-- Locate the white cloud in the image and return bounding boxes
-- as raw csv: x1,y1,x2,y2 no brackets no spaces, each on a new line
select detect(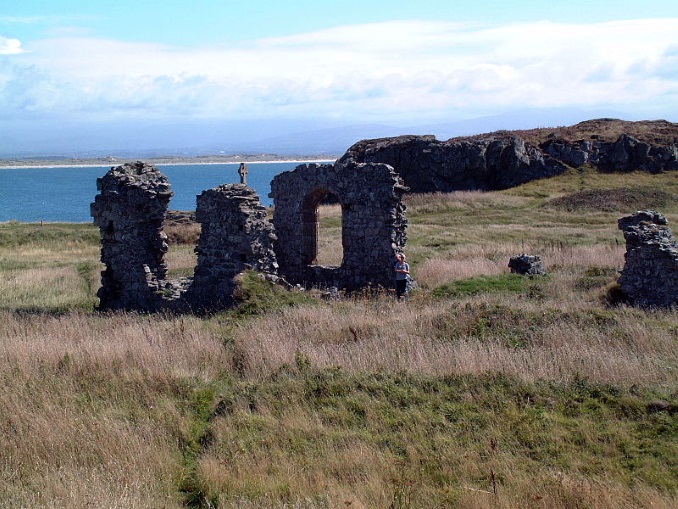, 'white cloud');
3,18,678,123
0,36,23,54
